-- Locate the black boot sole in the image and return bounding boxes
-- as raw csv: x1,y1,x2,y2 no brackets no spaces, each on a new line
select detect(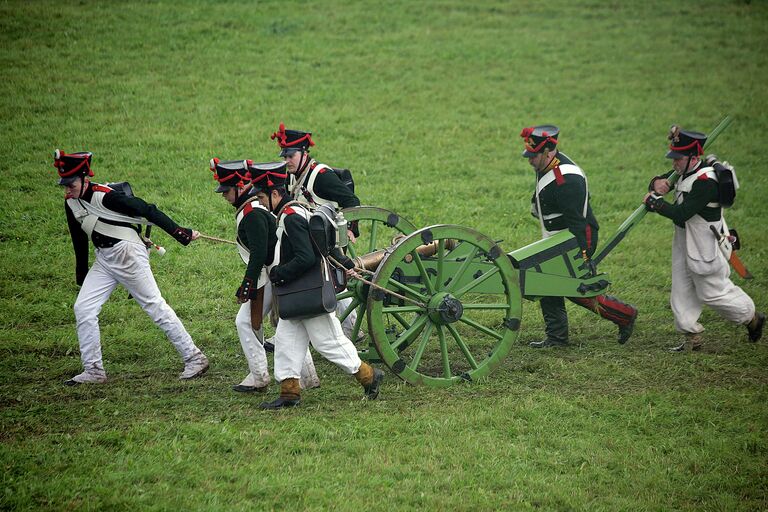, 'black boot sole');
259,398,301,410
748,313,765,342
233,385,268,393
364,369,385,400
